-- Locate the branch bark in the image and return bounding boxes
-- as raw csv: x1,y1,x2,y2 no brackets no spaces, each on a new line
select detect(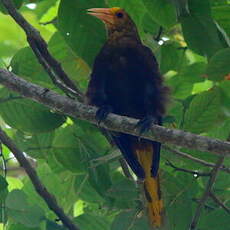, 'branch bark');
0,127,79,230
0,68,230,157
